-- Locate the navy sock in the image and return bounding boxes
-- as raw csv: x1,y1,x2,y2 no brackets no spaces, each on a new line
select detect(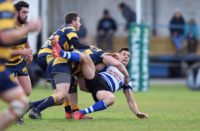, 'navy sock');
31,98,47,108
60,50,81,62
80,100,107,115
35,96,55,113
